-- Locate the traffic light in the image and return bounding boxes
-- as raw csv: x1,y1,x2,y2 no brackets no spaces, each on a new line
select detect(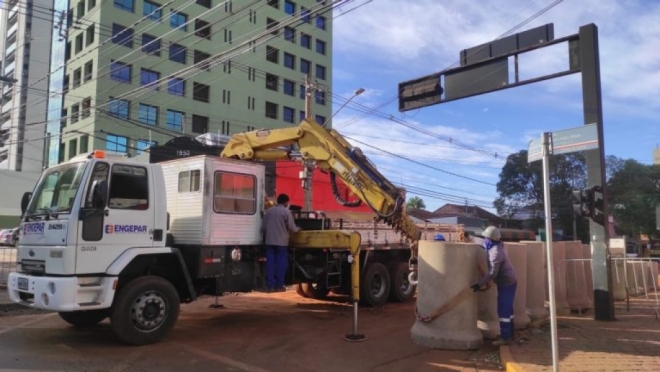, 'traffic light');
571,186,604,225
